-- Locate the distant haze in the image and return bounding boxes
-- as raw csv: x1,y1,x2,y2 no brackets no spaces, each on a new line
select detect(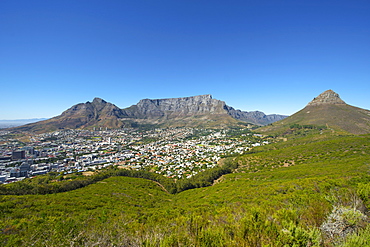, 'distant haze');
0,118,47,128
